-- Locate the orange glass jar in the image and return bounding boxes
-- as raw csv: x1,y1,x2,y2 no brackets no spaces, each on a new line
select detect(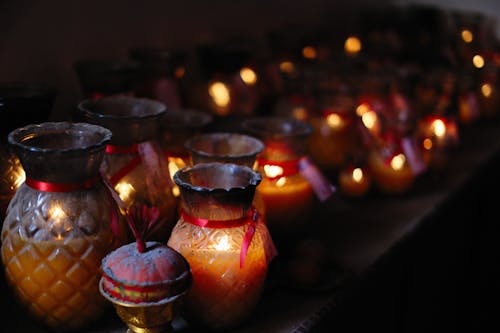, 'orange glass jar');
1,122,122,331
